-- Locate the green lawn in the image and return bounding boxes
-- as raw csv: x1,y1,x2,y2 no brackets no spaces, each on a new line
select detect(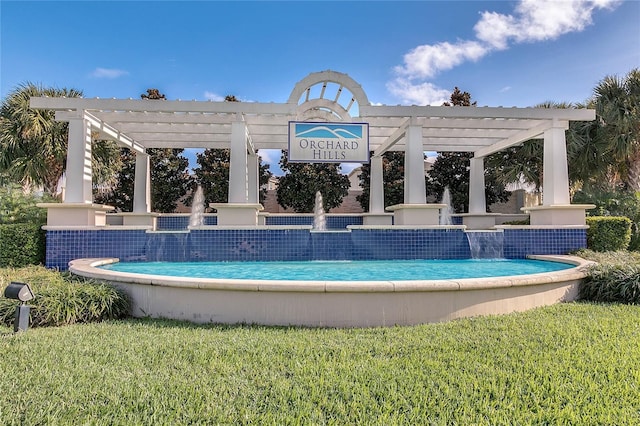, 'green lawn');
1,303,639,425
